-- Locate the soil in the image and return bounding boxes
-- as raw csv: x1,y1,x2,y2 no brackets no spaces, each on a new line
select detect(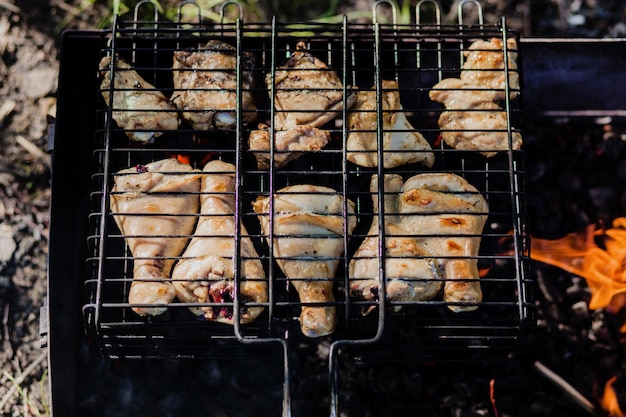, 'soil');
1,0,65,414
1,0,625,416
